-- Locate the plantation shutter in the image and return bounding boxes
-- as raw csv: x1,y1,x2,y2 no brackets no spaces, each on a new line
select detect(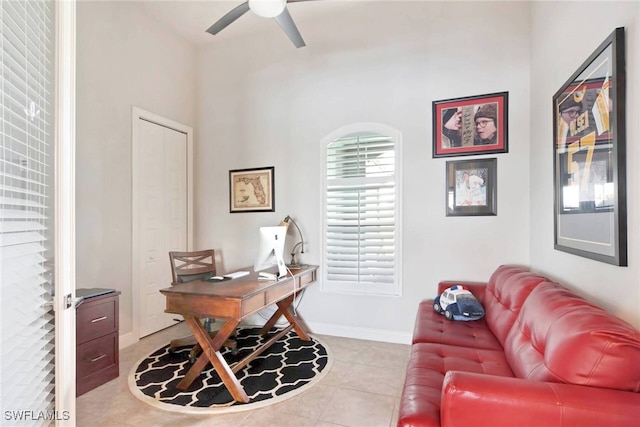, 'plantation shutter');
324,132,398,295
1,0,56,422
